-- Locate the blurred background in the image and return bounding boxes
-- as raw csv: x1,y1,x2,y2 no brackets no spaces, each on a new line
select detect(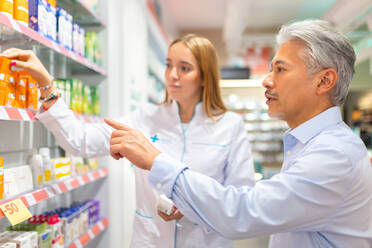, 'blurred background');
0,0,371,247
